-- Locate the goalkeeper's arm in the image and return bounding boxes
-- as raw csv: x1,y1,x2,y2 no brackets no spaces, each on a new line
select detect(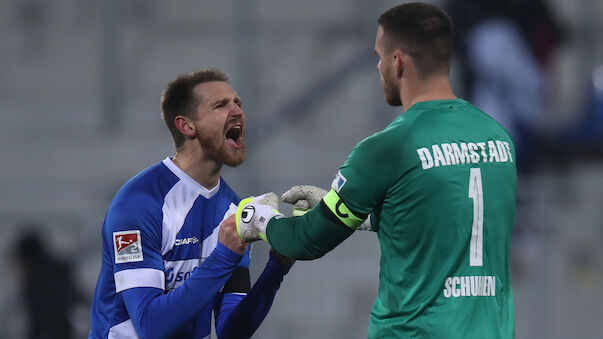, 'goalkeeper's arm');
266,189,367,260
